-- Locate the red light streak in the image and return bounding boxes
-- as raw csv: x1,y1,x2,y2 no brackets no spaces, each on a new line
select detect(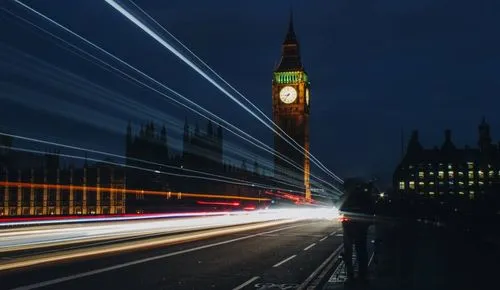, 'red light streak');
196,201,240,206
